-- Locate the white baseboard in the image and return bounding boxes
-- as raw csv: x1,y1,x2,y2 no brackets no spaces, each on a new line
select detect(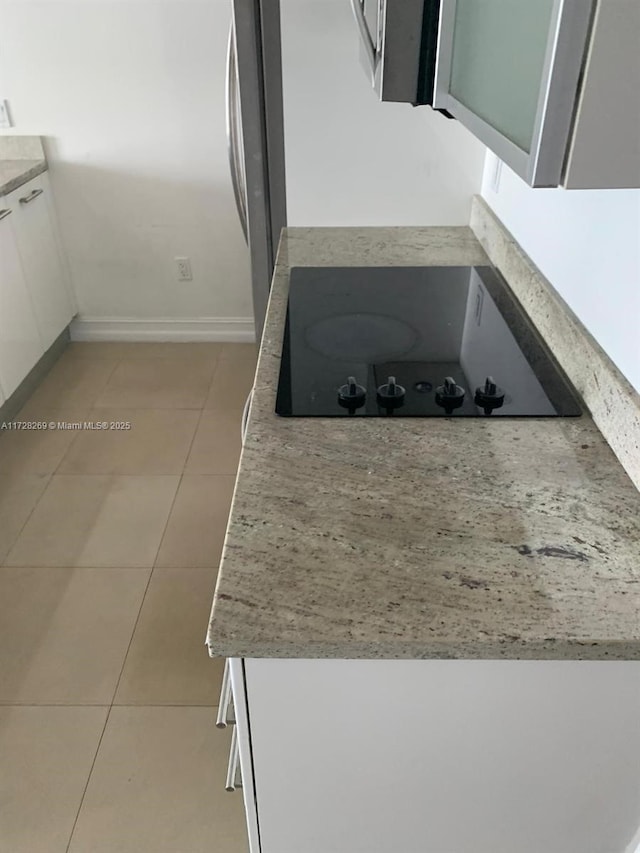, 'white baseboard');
70,316,256,343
